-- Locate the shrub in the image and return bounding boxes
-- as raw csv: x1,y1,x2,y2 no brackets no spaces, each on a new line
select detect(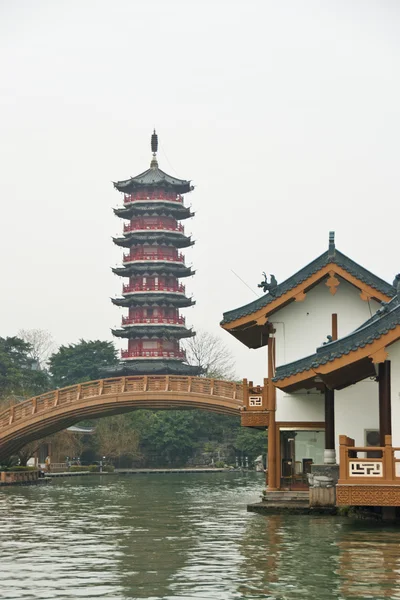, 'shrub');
8,466,37,472
88,465,100,472
214,460,225,468
69,465,90,472
102,464,115,472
